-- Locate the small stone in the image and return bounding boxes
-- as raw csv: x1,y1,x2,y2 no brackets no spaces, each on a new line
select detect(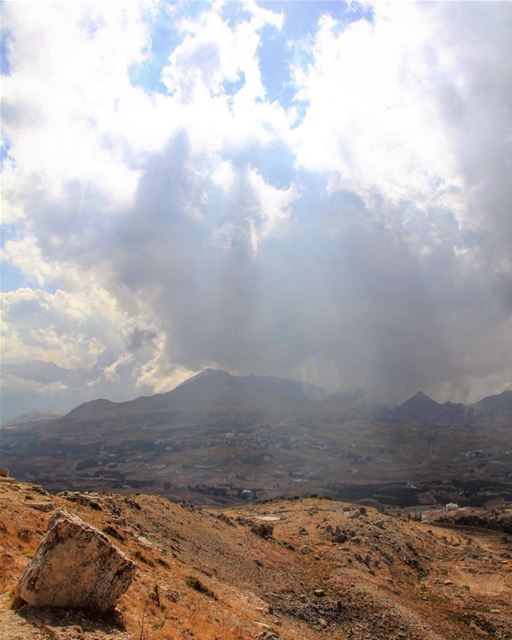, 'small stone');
257,631,281,640
313,588,325,597
17,529,31,542
29,502,55,513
